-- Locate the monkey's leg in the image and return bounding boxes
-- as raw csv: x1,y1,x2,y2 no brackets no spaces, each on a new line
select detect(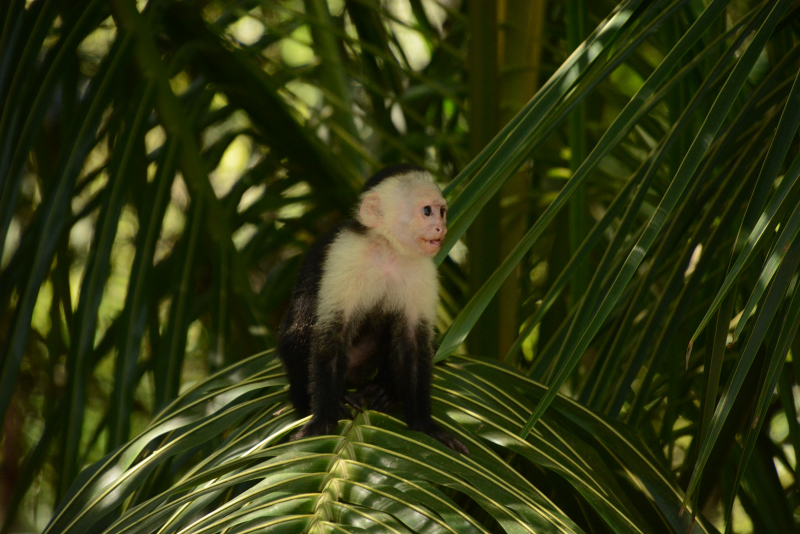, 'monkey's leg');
292,323,349,439
277,329,312,416
390,321,469,455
